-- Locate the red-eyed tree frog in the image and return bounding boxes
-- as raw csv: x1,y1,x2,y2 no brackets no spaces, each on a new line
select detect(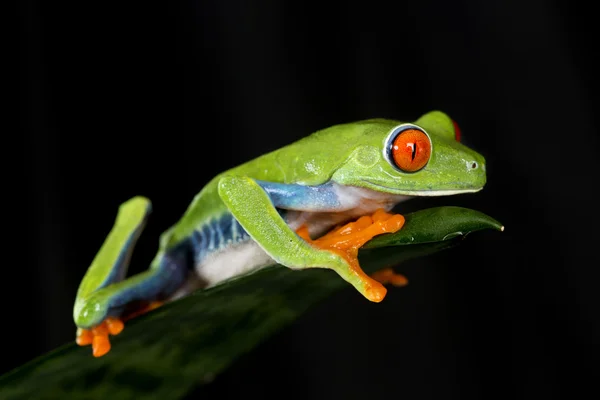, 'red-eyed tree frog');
73,110,486,357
